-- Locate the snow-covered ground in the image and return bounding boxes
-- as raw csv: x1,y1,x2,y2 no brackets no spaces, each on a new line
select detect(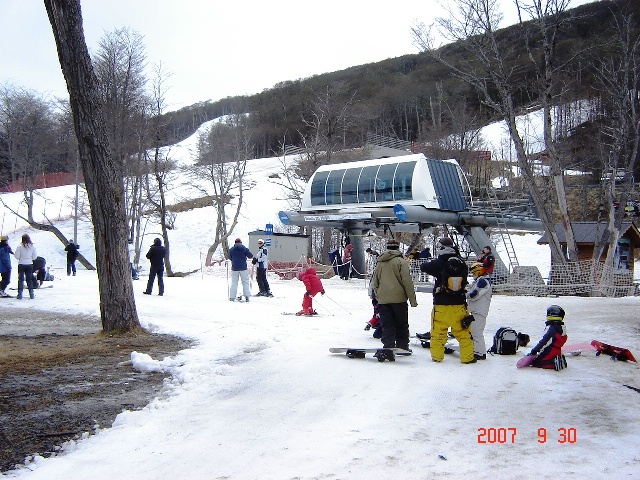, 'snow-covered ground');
1,124,639,479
